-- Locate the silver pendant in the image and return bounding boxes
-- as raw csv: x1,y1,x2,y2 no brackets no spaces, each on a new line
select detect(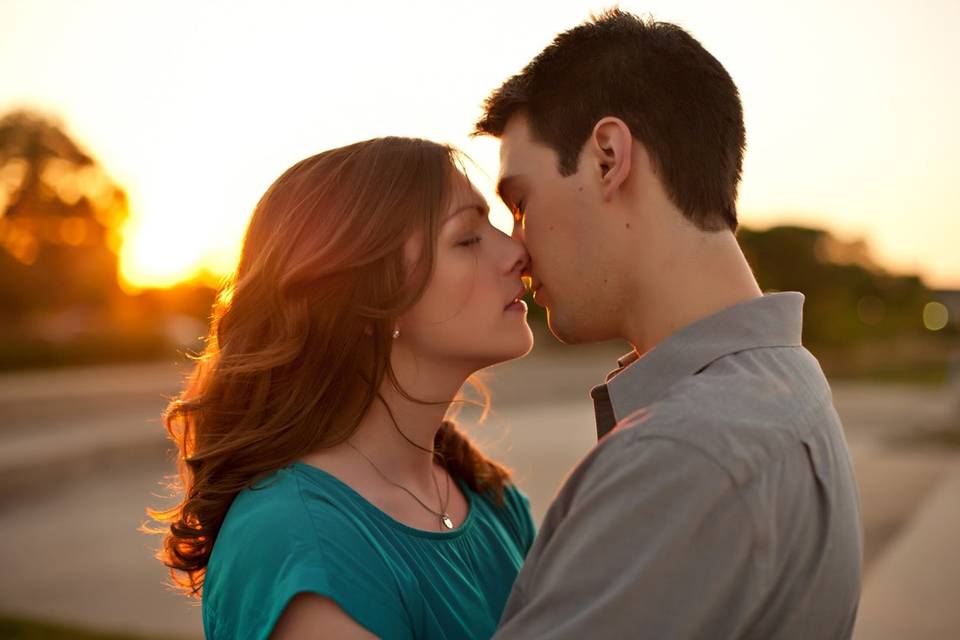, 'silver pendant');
441,514,454,530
